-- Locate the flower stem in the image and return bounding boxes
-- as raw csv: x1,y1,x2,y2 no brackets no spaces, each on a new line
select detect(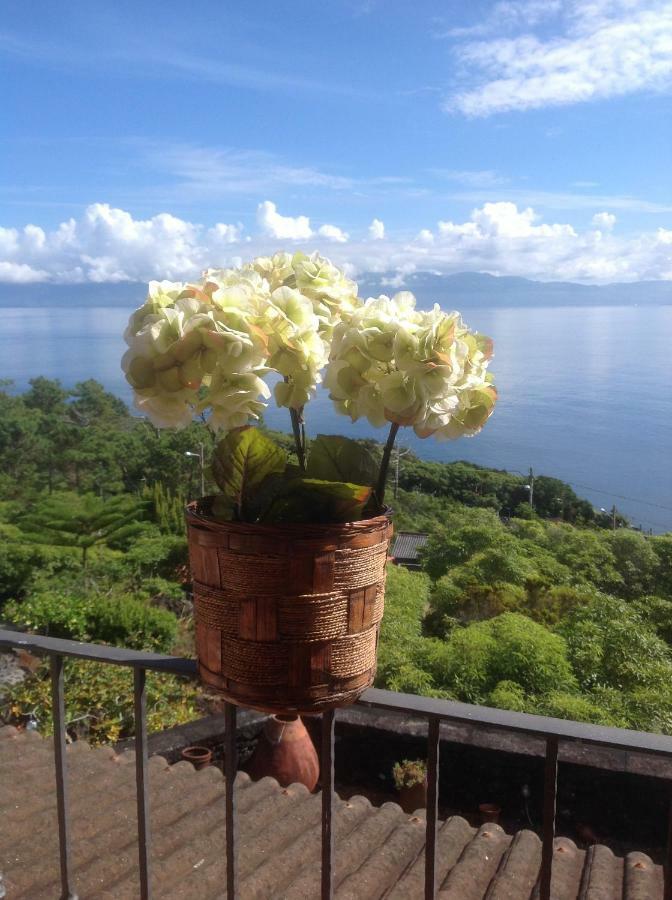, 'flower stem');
284,376,307,471
376,422,399,510
289,407,307,471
